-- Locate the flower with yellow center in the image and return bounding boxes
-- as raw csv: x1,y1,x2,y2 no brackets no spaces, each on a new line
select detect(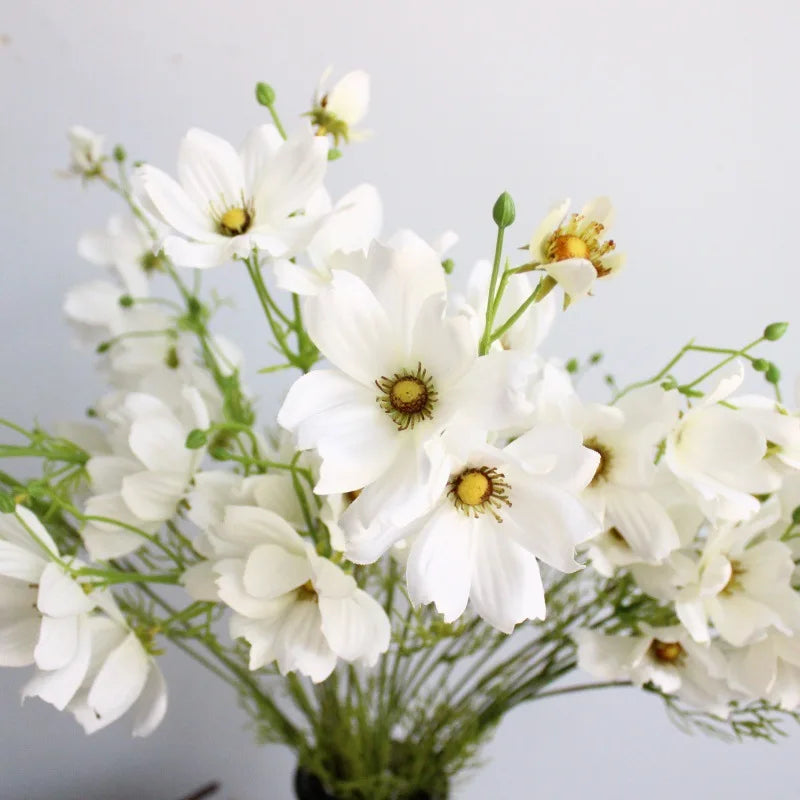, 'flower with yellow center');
528,197,625,304
307,67,372,146
138,124,328,269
